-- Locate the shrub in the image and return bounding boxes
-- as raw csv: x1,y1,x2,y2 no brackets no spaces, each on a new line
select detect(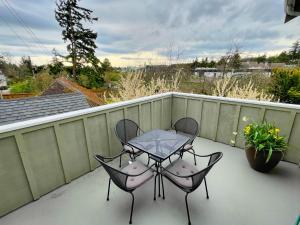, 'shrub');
269,67,300,103
10,79,35,93
105,71,181,103
213,76,274,101
78,66,104,89
10,72,53,94
34,71,54,93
